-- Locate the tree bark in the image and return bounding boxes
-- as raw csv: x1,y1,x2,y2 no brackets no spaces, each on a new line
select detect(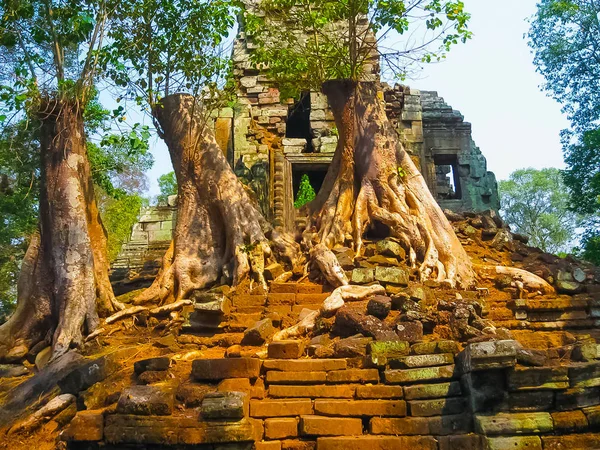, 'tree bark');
135,94,298,305
305,80,476,288
0,99,120,361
